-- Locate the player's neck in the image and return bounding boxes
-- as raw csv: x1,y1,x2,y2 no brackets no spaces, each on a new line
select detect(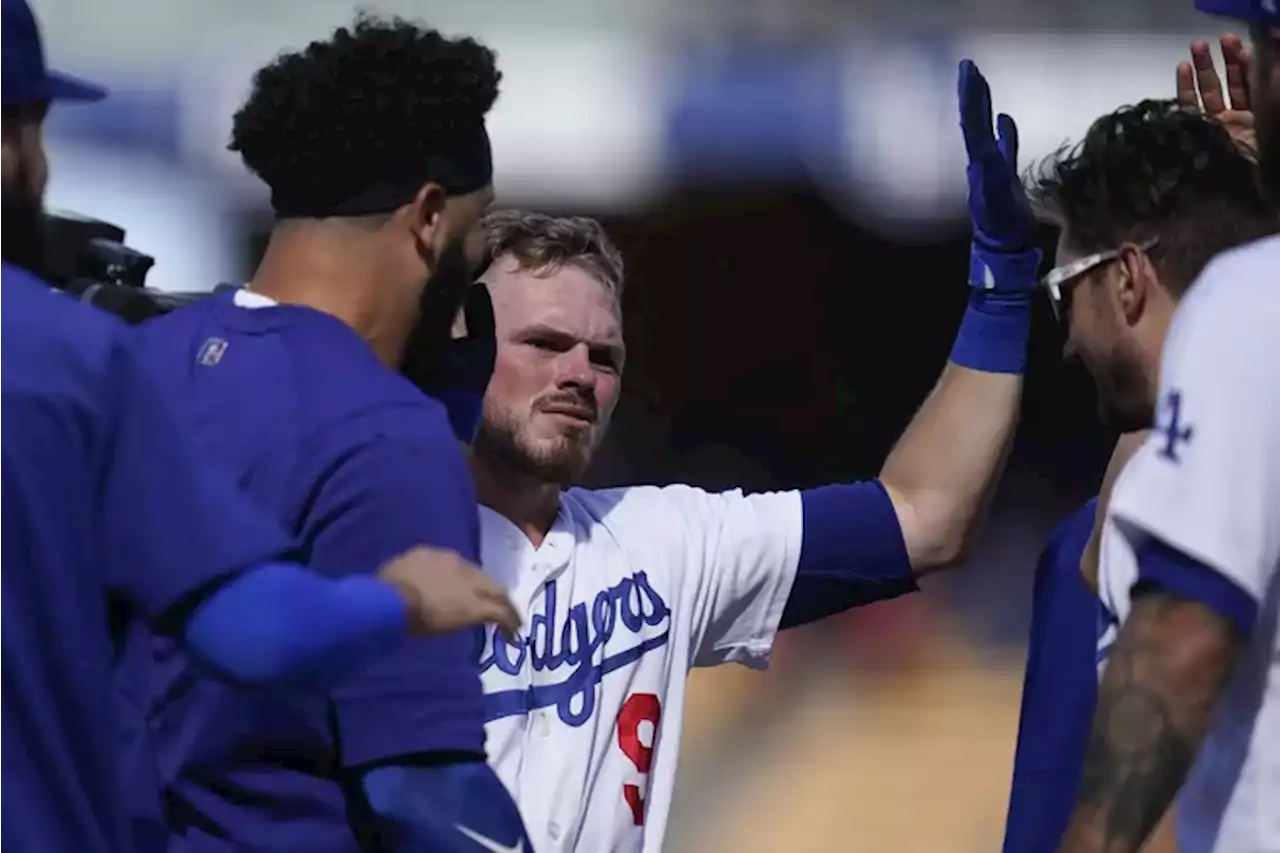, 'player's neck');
468,451,561,548
1079,429,1149,589
248,224,412,368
